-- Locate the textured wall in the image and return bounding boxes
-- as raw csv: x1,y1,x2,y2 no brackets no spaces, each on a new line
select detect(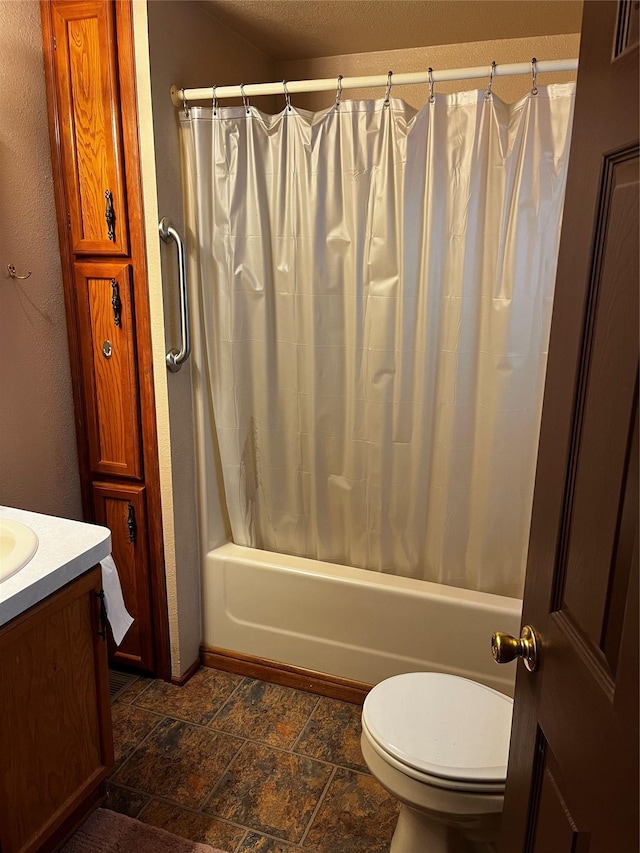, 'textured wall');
0,1,82,519
133,0,275,677
201,0,583,61
277,33,581,112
